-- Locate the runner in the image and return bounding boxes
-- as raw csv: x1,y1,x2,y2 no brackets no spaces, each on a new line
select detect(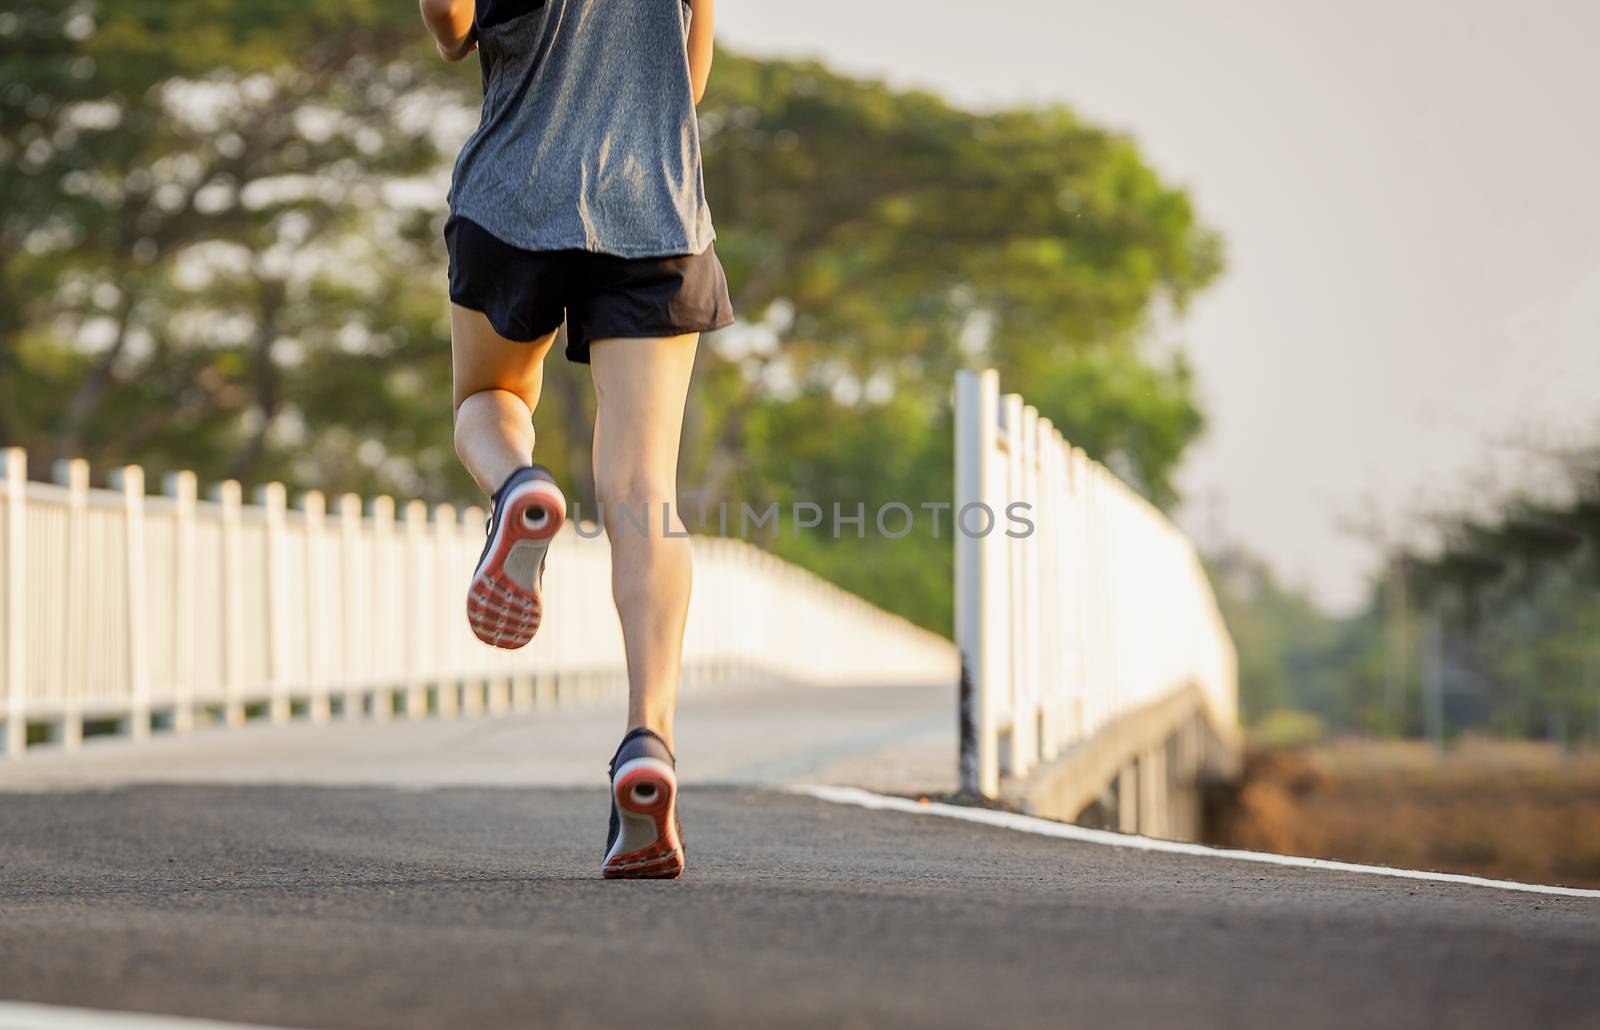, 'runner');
420,0,732,878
